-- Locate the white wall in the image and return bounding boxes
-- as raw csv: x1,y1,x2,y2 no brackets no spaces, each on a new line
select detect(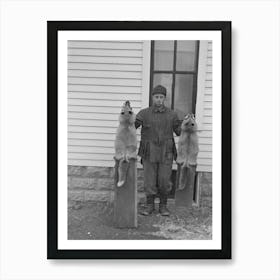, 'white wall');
196,40,213,172
67,40,147,167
